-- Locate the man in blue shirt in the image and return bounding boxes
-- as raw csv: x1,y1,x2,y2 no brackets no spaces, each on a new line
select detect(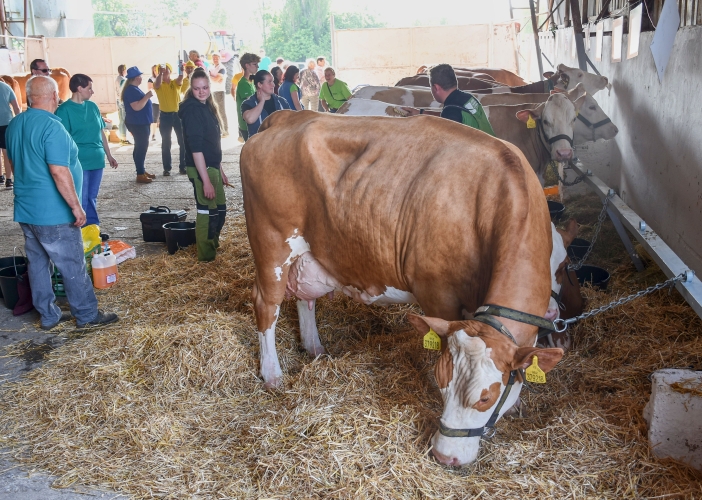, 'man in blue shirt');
6,76,118,330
